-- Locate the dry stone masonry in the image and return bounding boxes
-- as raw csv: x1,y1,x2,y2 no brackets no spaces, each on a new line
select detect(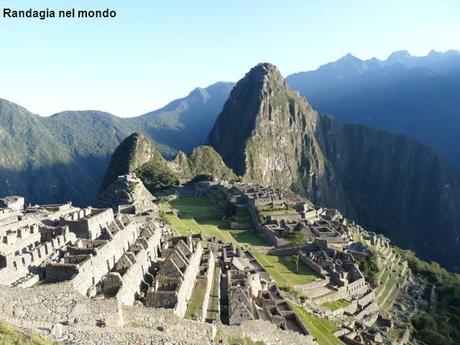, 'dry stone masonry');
0,176,414,344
